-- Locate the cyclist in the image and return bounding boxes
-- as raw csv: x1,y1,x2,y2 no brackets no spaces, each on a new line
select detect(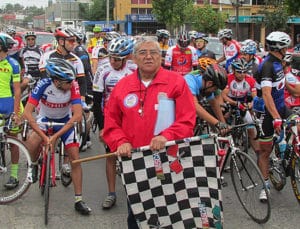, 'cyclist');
6,27,24,63
222,58,260,154
23,58,91,215
19,31,44,92
216,28,241,73
195,32,216,59
184,57,228,131
164,31,198,76
93,37,136,210
188,30,198,48
254,31,292,202
156,29,170,66
240,42,260,76
283,52,300,109
0,33,23,189
294,34,300,52
87,26,105,54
